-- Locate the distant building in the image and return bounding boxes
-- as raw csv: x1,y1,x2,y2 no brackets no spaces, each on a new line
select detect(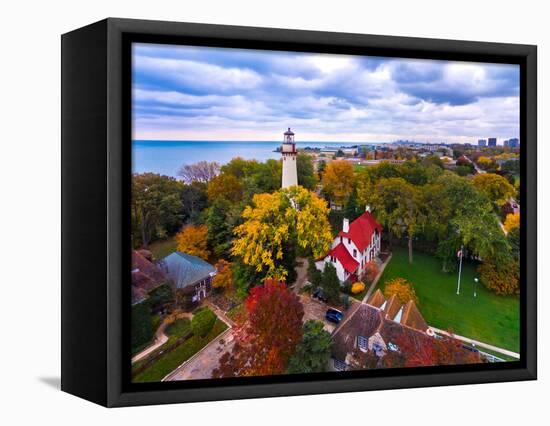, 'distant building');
508,138,520,148
281,128,298,188
488,137,497,147
159,252,216,303
478,139,487,147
